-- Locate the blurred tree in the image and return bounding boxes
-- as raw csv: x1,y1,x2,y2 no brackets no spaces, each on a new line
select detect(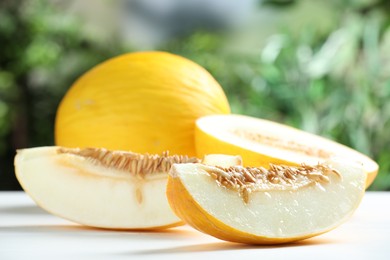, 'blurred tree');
0,0,125,190
162,0,390,190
